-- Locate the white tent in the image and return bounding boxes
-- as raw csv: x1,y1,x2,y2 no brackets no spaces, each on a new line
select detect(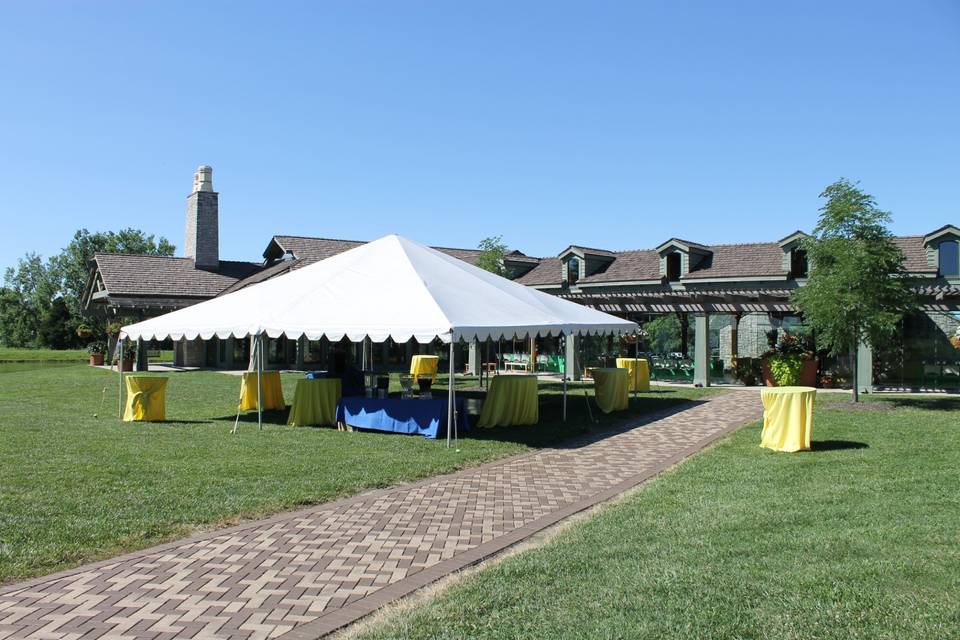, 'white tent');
119,234,638,441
